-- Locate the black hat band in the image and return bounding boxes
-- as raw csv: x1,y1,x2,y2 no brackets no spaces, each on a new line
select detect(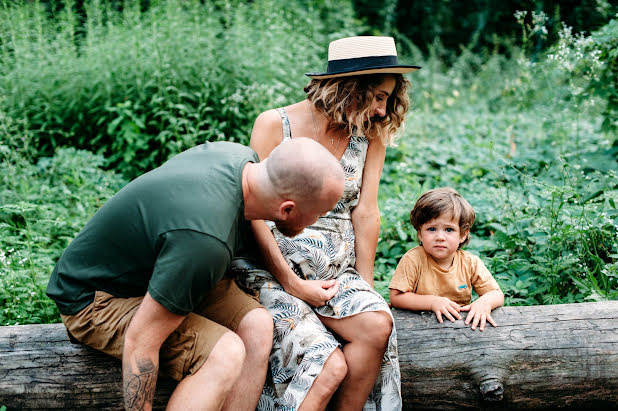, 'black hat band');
326,55,399,74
